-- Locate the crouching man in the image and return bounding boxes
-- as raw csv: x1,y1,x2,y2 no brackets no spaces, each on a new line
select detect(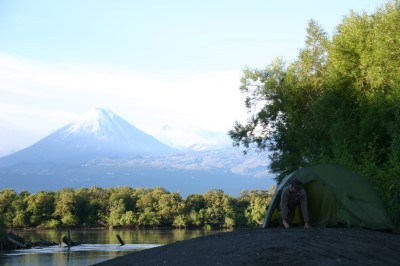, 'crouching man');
280,180,311,229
